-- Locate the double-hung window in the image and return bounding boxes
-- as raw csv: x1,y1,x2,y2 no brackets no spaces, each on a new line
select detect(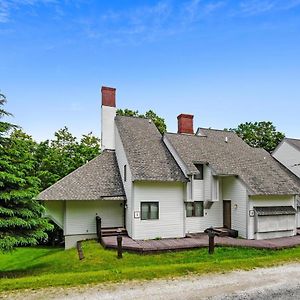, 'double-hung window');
141,202,159,220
